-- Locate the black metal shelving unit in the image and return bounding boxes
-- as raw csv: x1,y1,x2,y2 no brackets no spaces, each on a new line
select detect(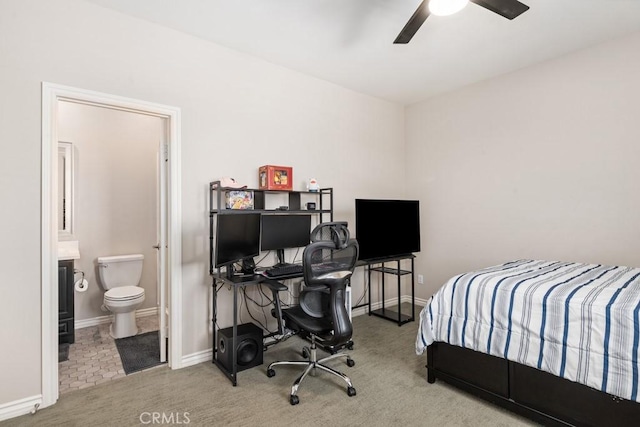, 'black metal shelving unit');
363,254,416,326
208,181,333,275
